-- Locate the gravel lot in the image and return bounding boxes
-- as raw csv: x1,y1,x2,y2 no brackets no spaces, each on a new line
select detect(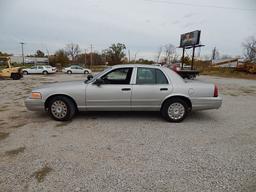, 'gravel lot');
0,74,256,192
